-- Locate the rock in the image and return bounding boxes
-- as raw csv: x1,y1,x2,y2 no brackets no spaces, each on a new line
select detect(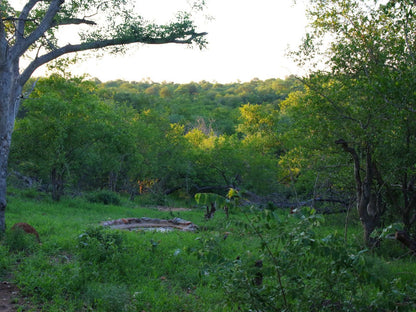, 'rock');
102,217,198,232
